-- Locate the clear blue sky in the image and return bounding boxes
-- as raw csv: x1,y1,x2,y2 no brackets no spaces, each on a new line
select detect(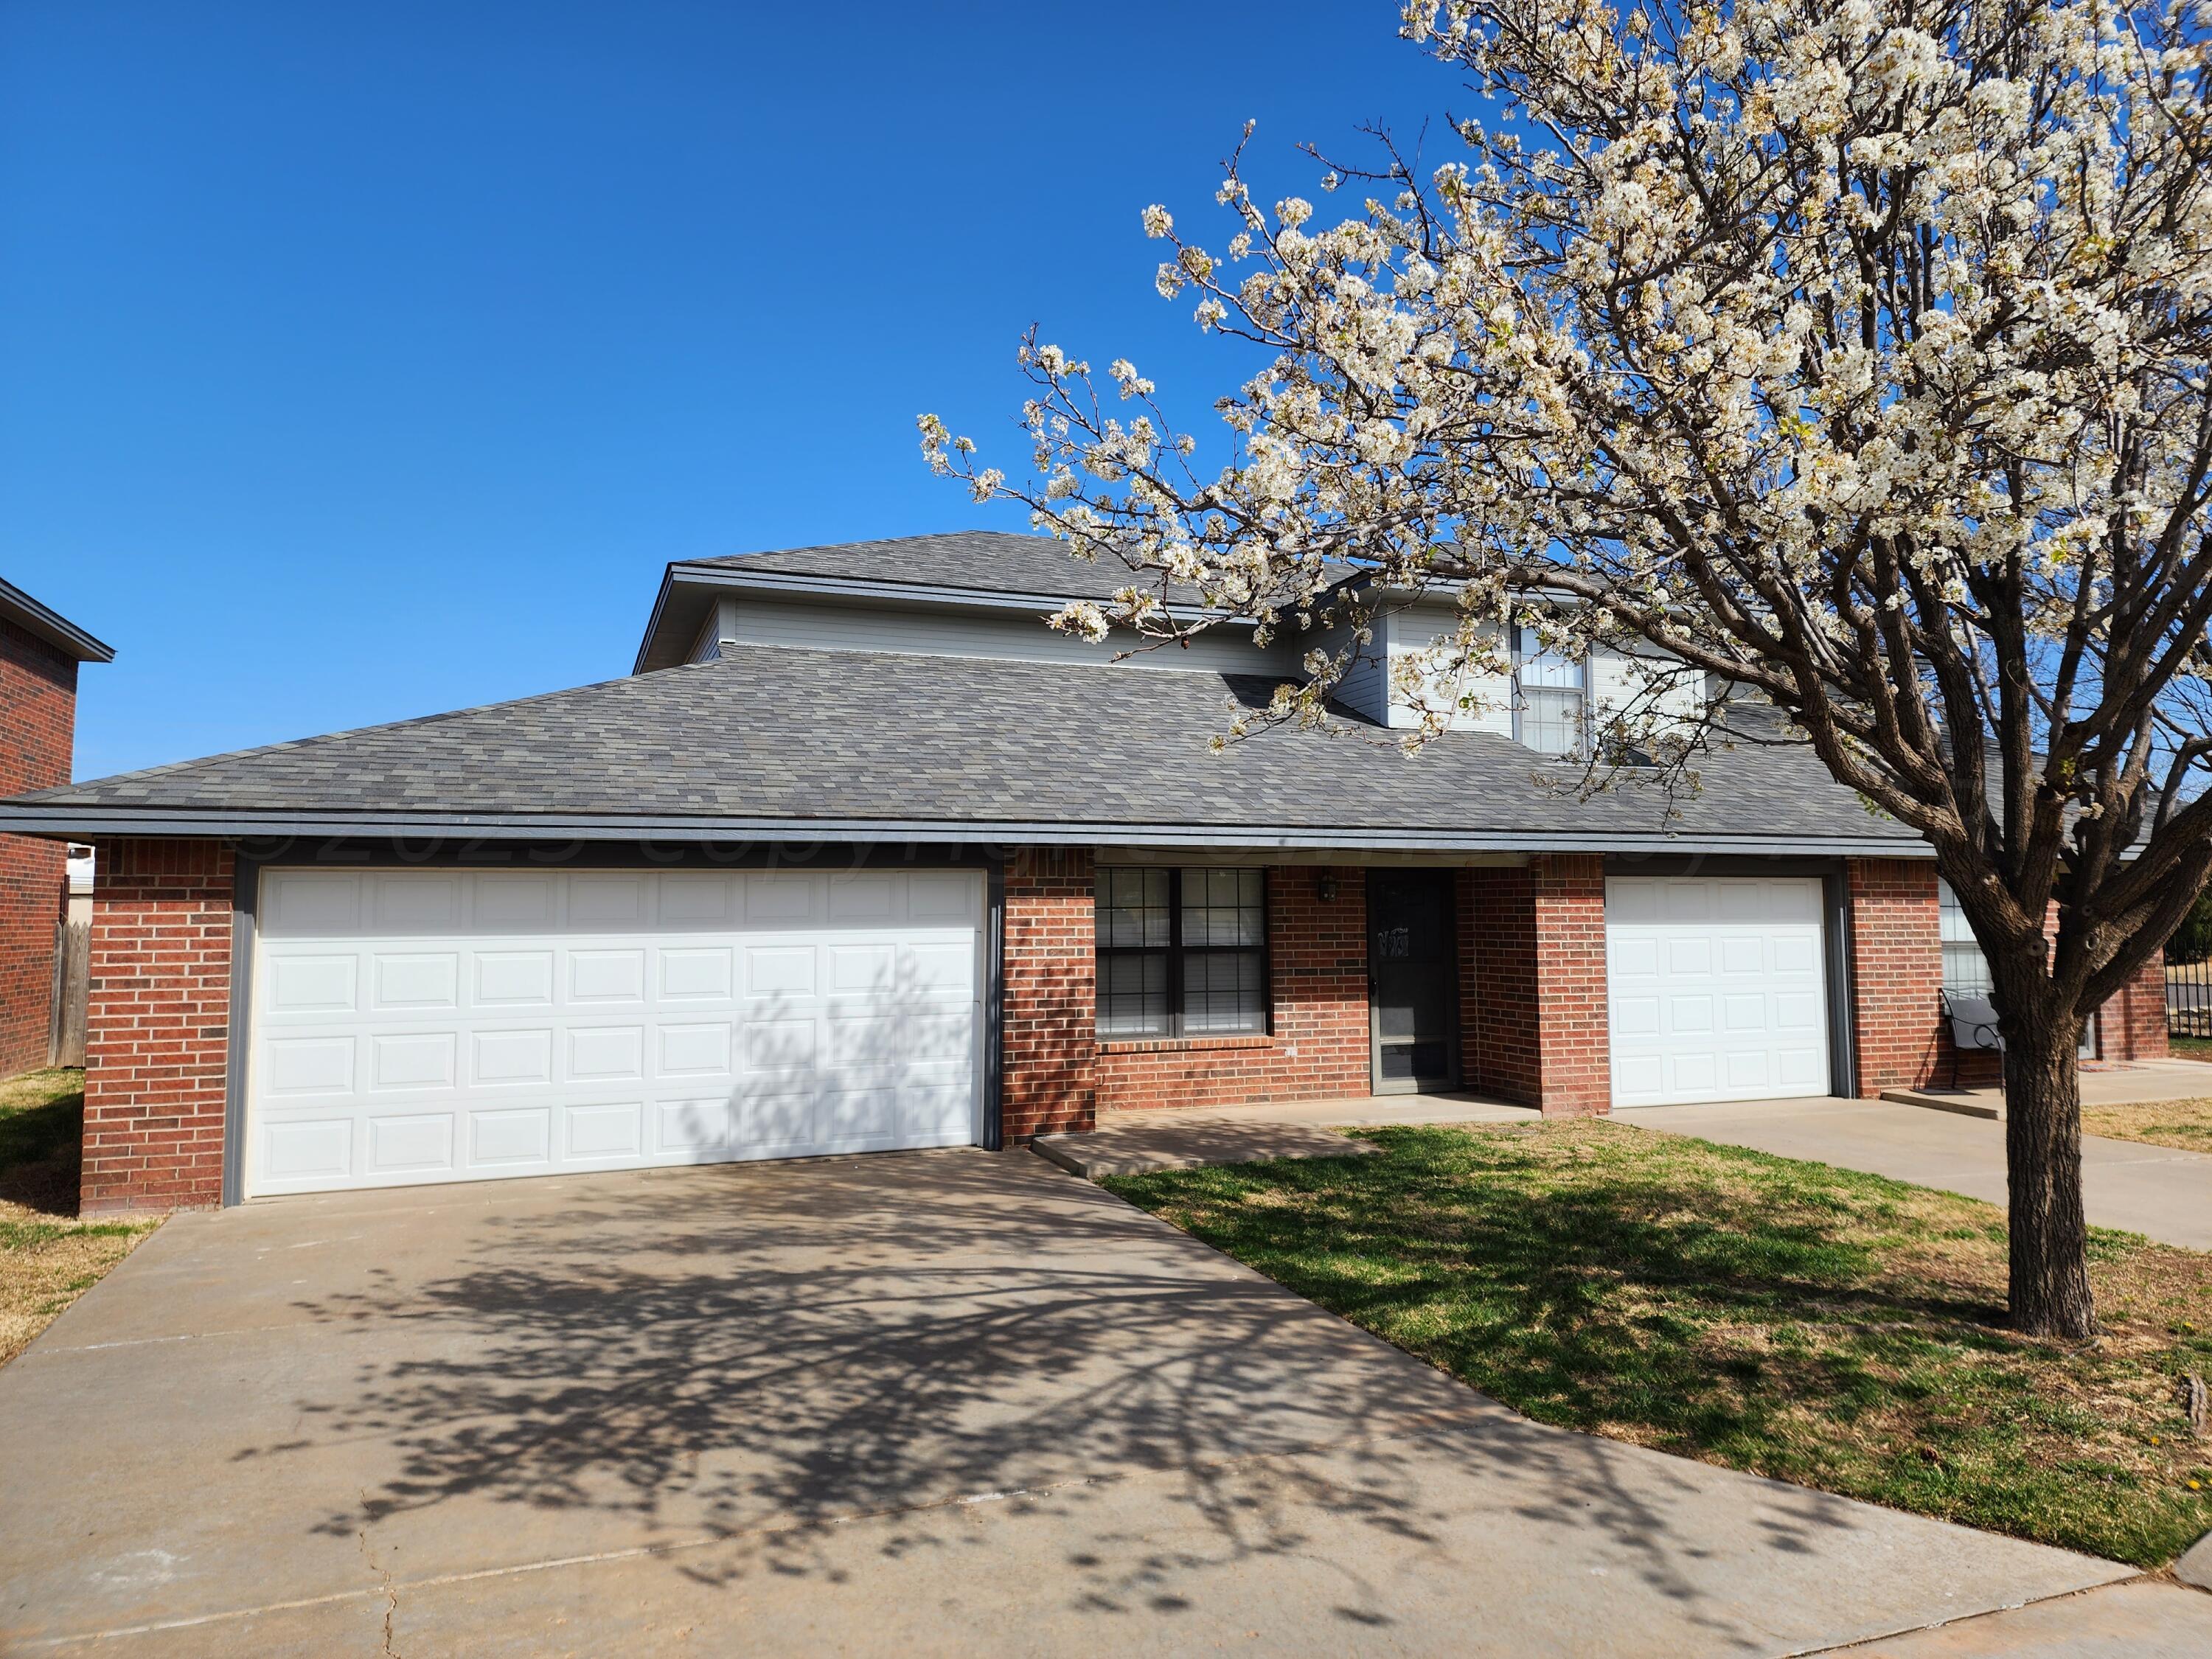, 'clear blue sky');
1,1,1447,781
